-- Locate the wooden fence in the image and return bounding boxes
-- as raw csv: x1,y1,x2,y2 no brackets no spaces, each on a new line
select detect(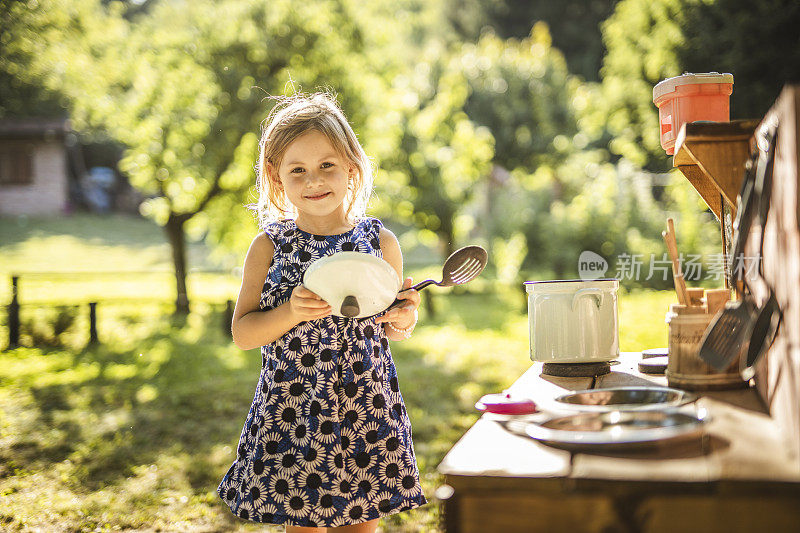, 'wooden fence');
3,272,236,350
